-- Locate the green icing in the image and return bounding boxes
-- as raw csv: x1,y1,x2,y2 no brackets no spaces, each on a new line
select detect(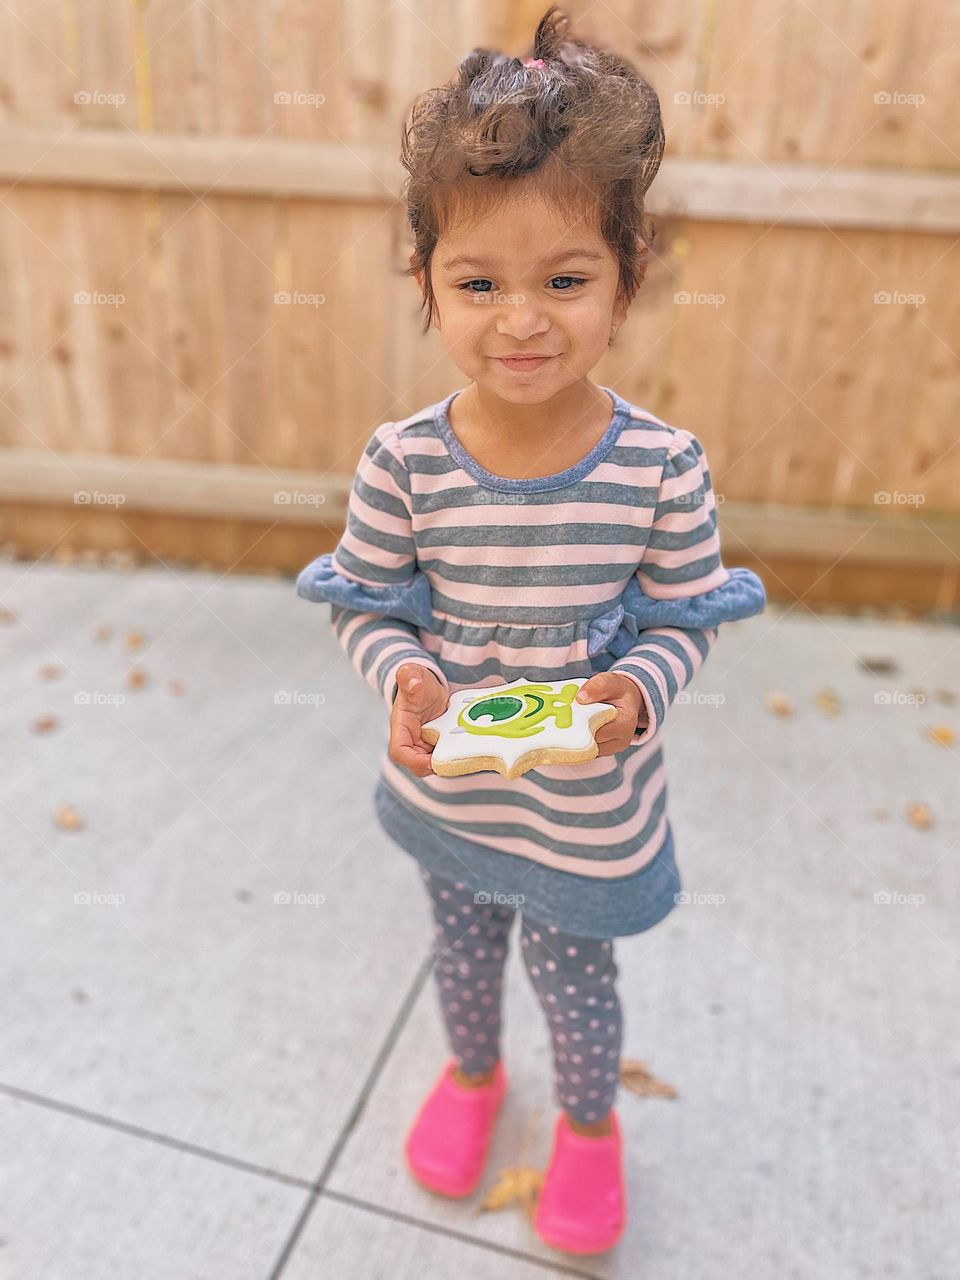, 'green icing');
457,682,580,739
